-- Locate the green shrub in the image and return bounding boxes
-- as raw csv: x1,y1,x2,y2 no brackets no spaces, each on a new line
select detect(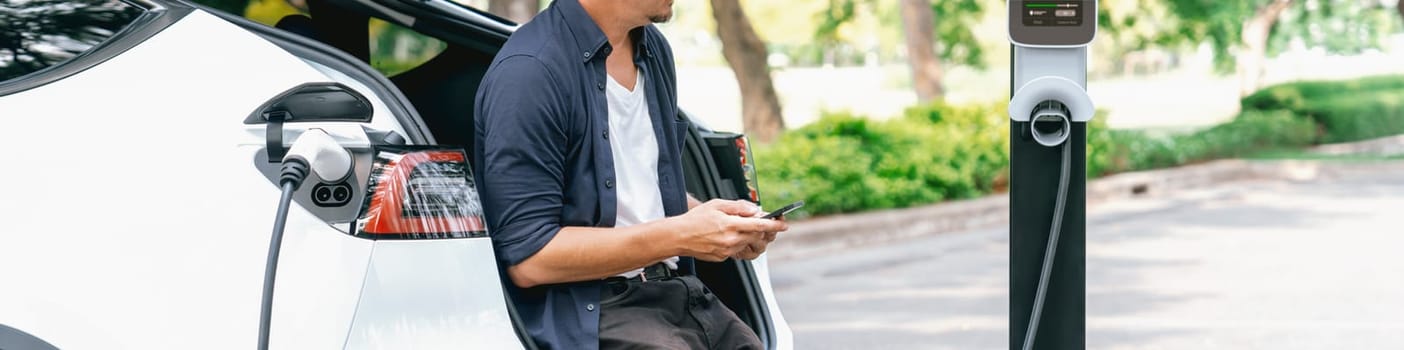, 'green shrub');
1177,109,1319,159
1241,75,1404,112
759,104,1319,217
1242,76,1404,142
754,103,1010,217
1286,90,1404,143
1088,110,1318,177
